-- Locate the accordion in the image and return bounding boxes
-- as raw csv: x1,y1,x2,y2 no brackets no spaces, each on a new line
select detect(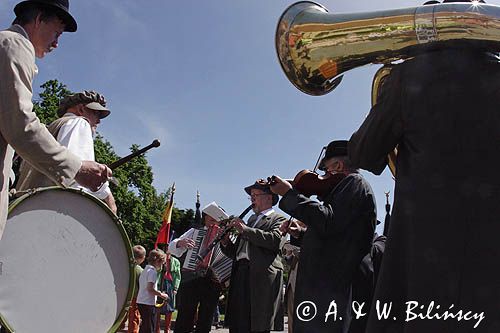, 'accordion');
182,225,233,284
